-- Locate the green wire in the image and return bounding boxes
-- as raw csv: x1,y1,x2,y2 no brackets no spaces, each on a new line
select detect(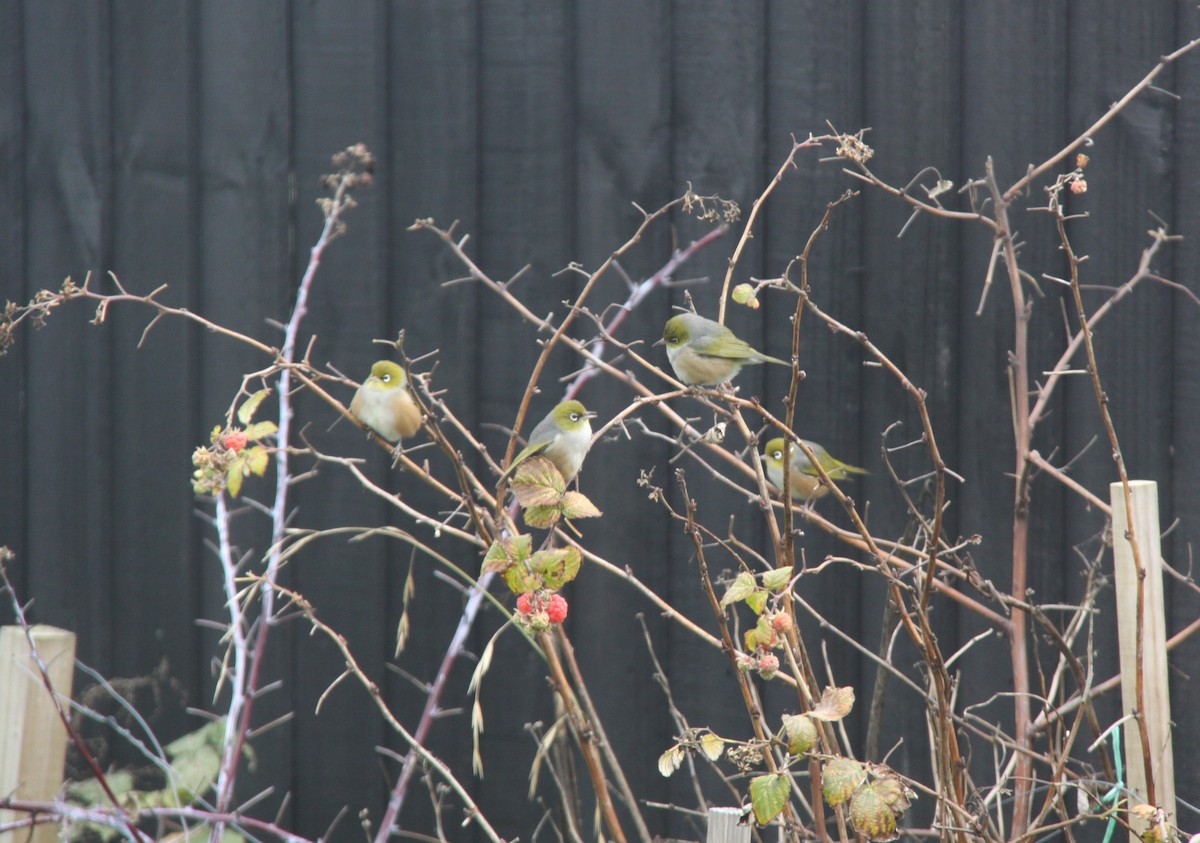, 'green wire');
1099,724,1123,843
